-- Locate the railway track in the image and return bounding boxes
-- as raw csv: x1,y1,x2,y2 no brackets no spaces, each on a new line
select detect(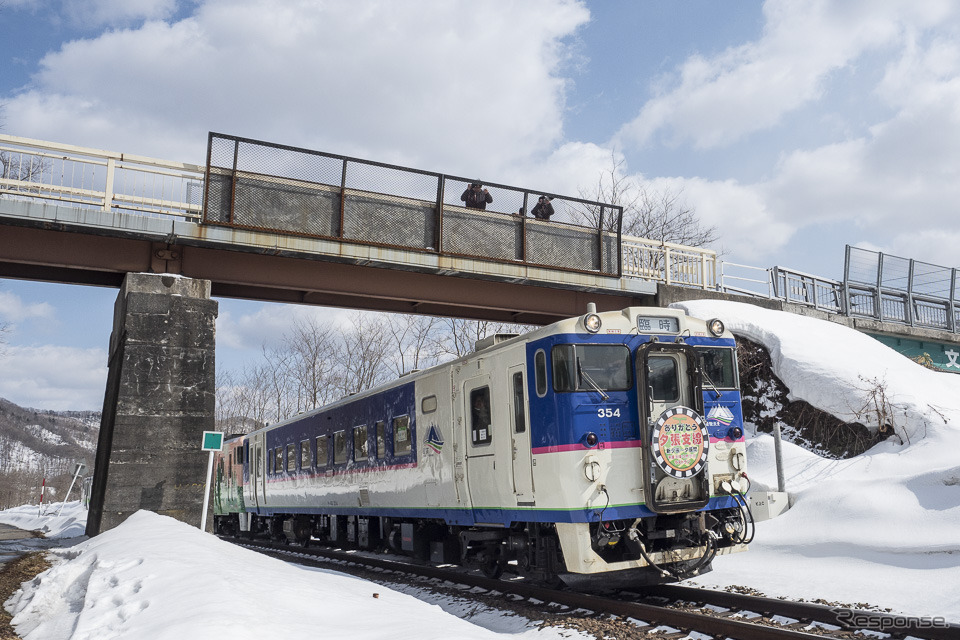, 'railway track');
226,537,958,640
